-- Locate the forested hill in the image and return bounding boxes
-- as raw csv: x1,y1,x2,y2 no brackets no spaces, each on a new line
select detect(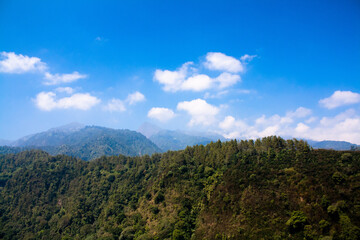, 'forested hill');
5,126,162,160
0,137,360,239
